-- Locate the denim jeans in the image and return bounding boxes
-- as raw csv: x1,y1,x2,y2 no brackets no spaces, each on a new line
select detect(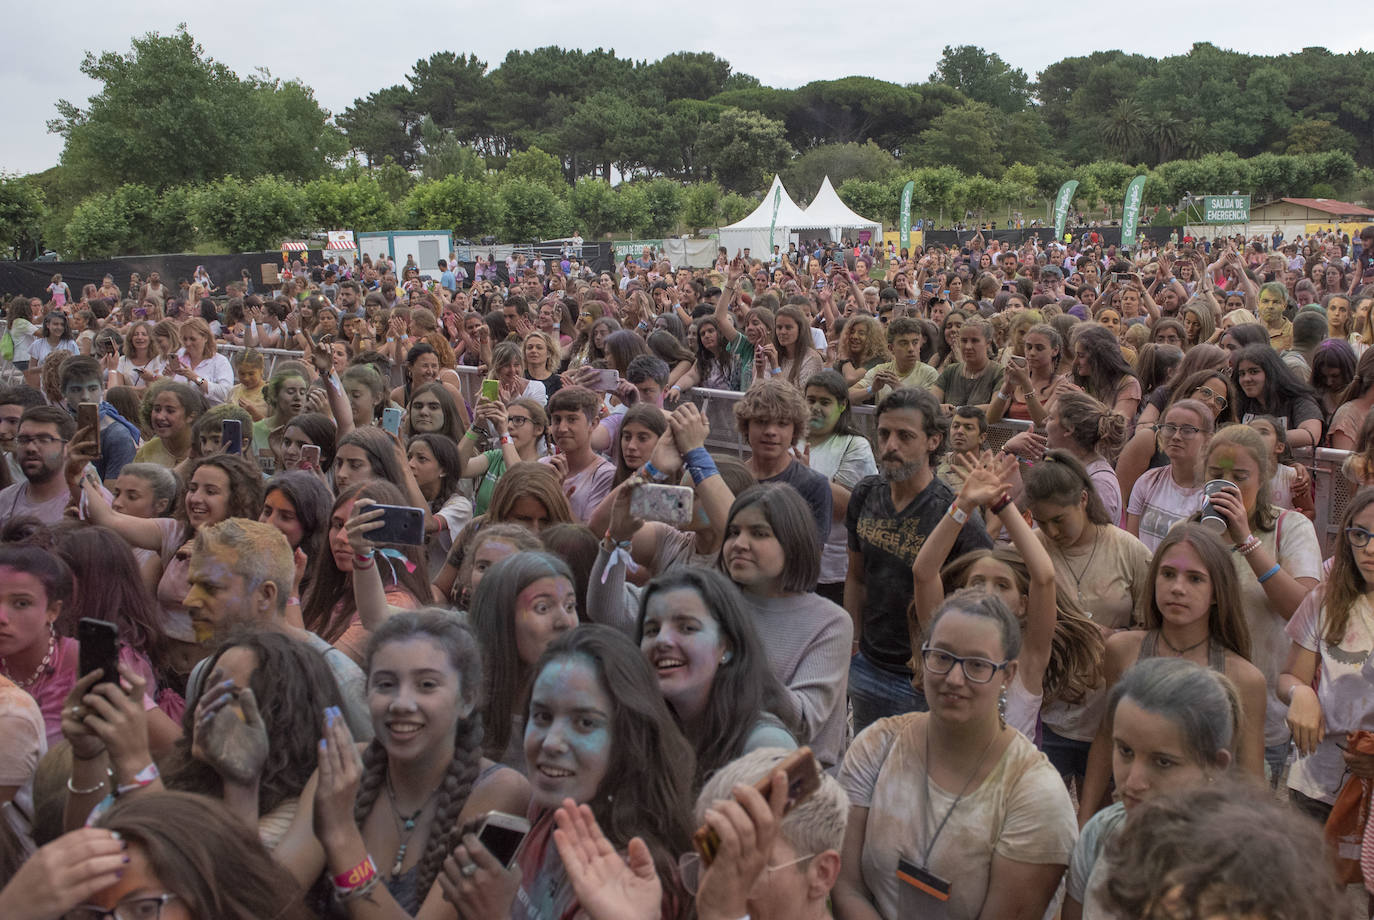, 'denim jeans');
849,650,927,737
1041,725,1093,784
